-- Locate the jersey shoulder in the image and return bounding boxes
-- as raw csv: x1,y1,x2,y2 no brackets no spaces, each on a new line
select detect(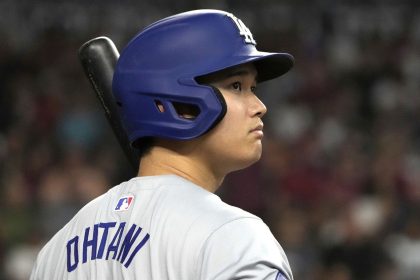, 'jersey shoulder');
198,216,293,280
138,176,293,279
